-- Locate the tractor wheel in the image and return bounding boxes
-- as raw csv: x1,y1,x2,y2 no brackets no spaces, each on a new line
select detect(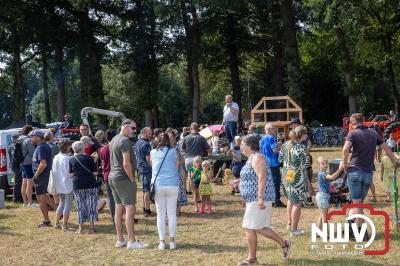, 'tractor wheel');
59,132,82,141
383,121,400,141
